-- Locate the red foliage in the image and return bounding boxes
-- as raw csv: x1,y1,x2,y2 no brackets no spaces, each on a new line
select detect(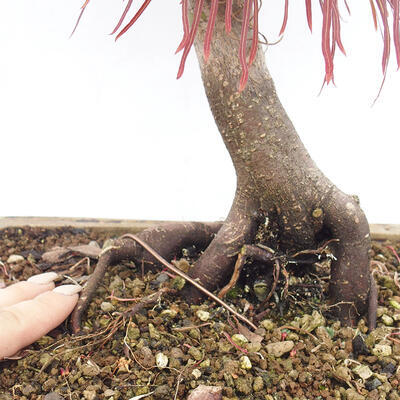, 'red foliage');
204,0,219,61
176,0,189,53
74,0,400,91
